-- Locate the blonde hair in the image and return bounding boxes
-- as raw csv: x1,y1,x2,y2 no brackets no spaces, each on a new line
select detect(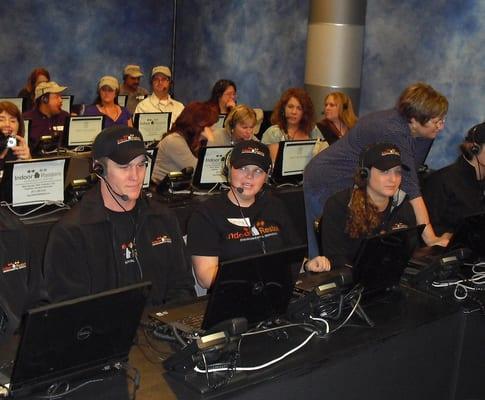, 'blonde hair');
224,104,257,135
324,92,358,129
